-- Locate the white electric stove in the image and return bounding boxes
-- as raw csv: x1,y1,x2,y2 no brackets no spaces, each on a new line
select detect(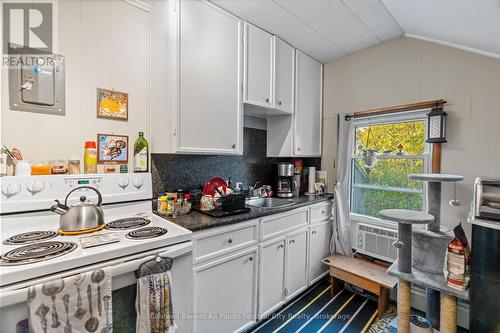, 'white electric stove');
0,173,193,333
